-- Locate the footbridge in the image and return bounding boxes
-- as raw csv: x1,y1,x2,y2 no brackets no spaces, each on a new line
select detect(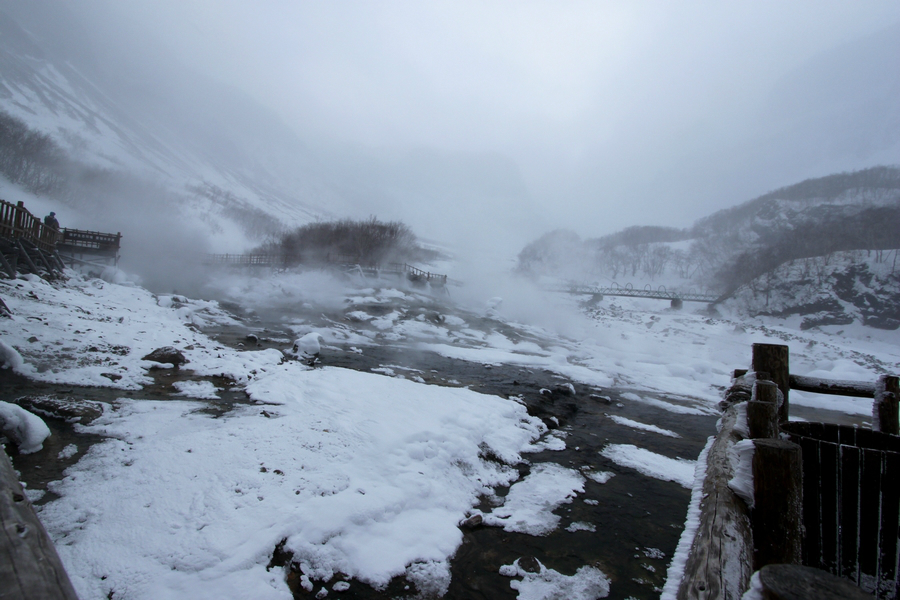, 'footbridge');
552,282,723,308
